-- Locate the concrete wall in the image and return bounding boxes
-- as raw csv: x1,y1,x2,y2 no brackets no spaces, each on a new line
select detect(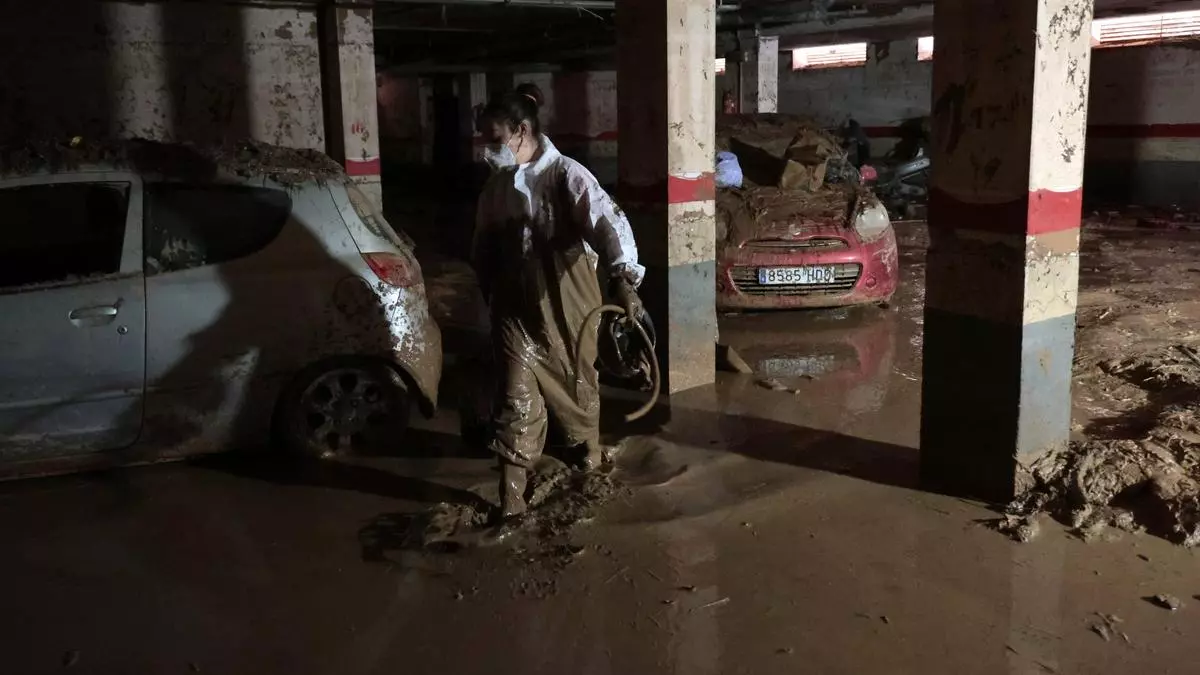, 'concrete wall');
377,69,620,183
0,1,324,149
540,70,618,183
1085,45,1200,209
774,38,1200,209
377,71,423,164
778,39,931,156
372,41,1200,208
